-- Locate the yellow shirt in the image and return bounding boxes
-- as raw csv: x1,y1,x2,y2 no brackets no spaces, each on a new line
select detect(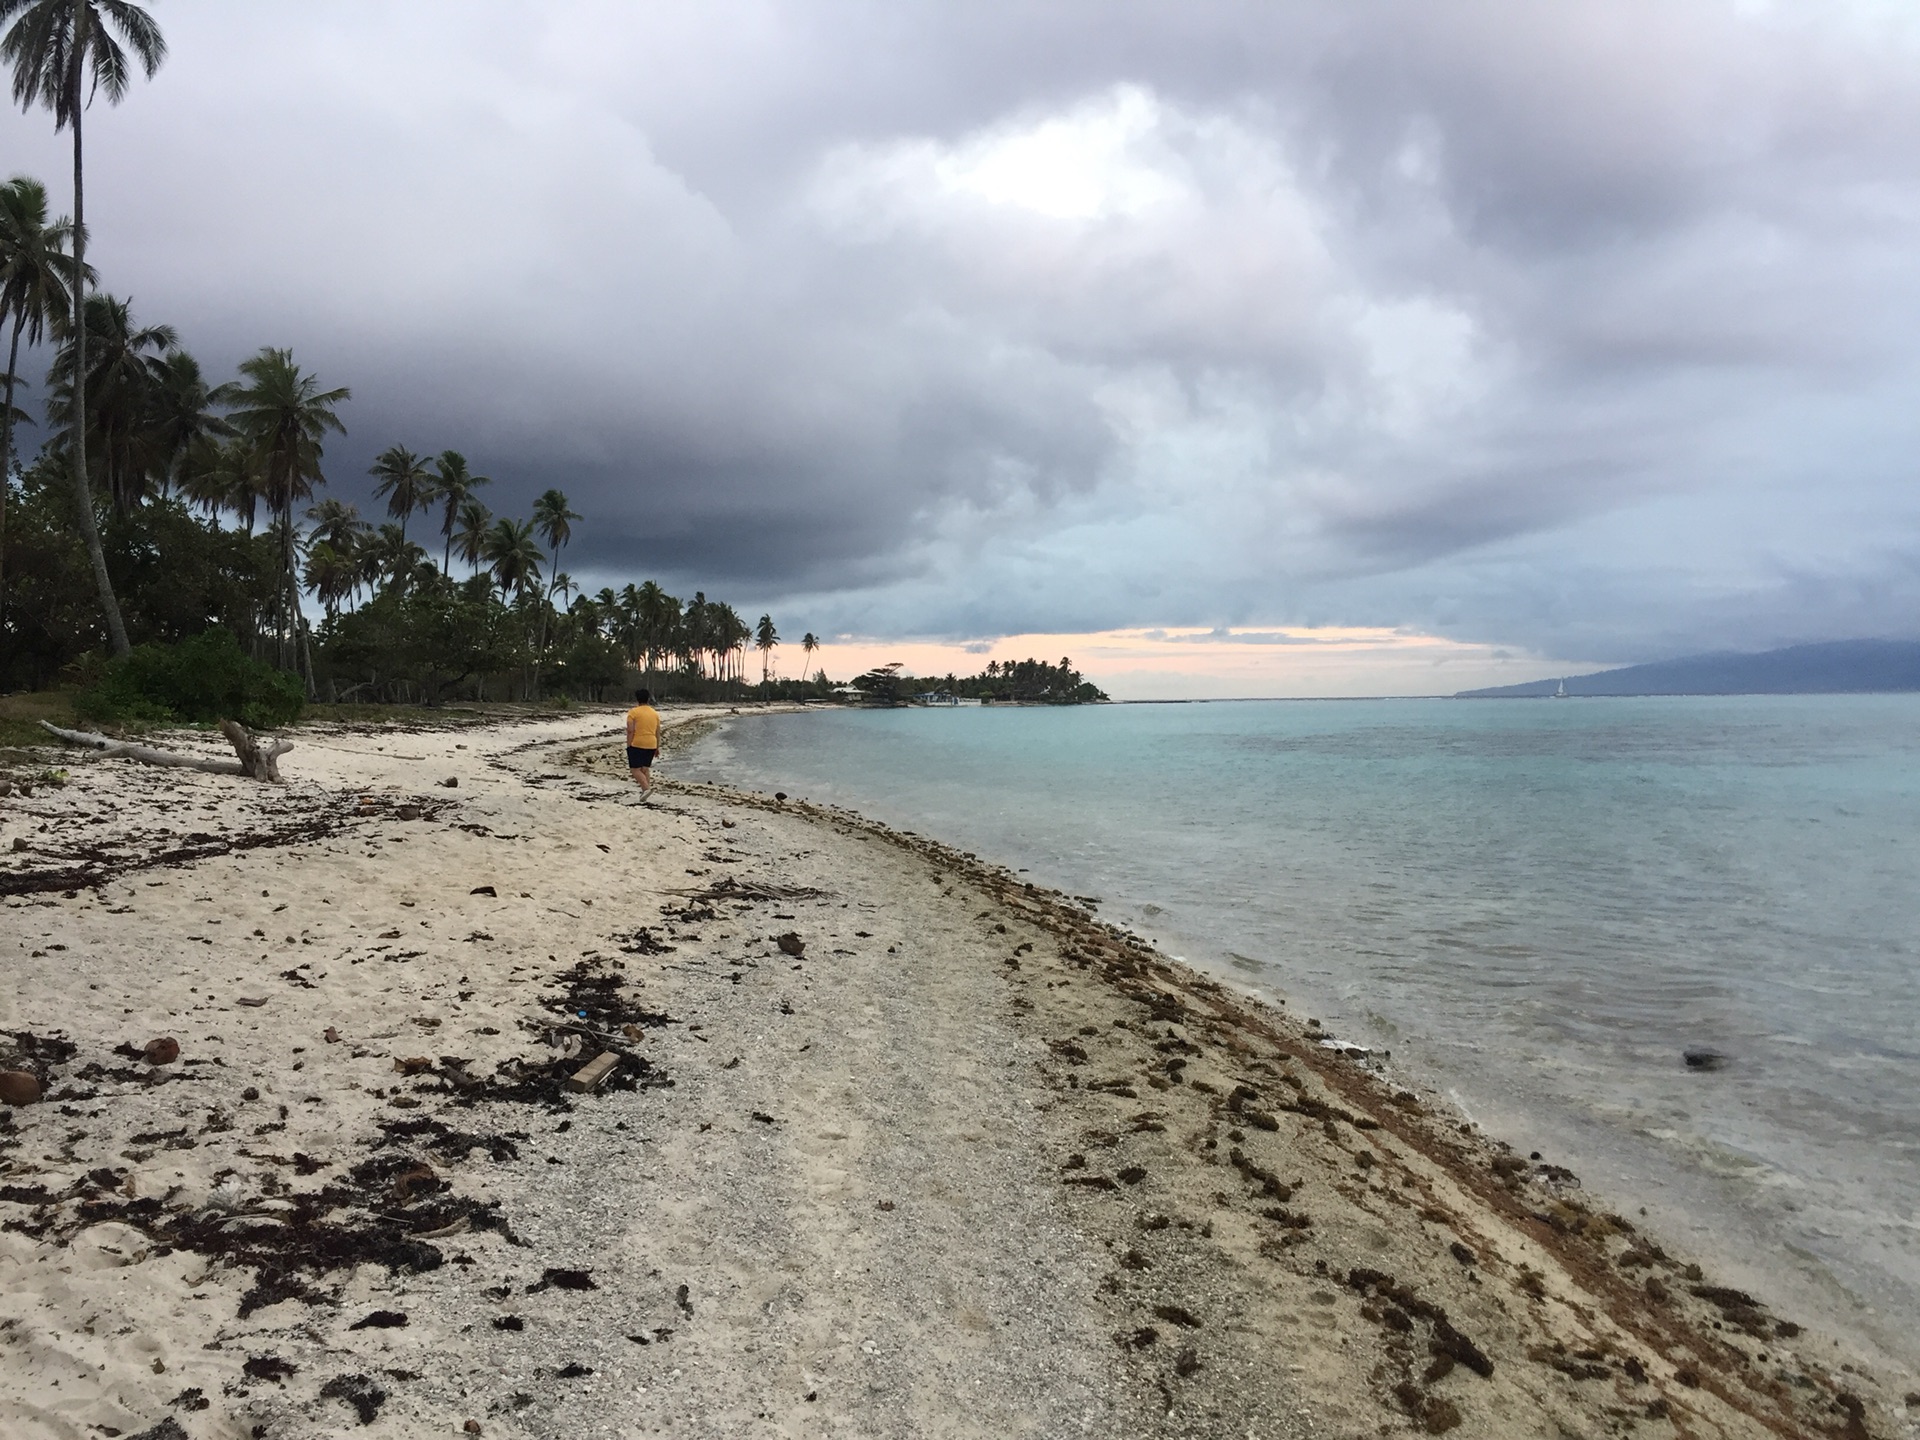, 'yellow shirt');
625,705,661,750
